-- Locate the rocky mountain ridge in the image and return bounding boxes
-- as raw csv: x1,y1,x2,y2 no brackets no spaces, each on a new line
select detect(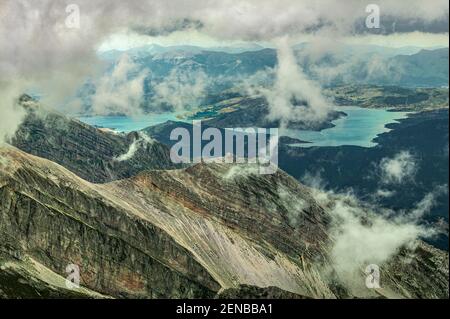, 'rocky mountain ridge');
1,145,448,299
10,96,177,183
